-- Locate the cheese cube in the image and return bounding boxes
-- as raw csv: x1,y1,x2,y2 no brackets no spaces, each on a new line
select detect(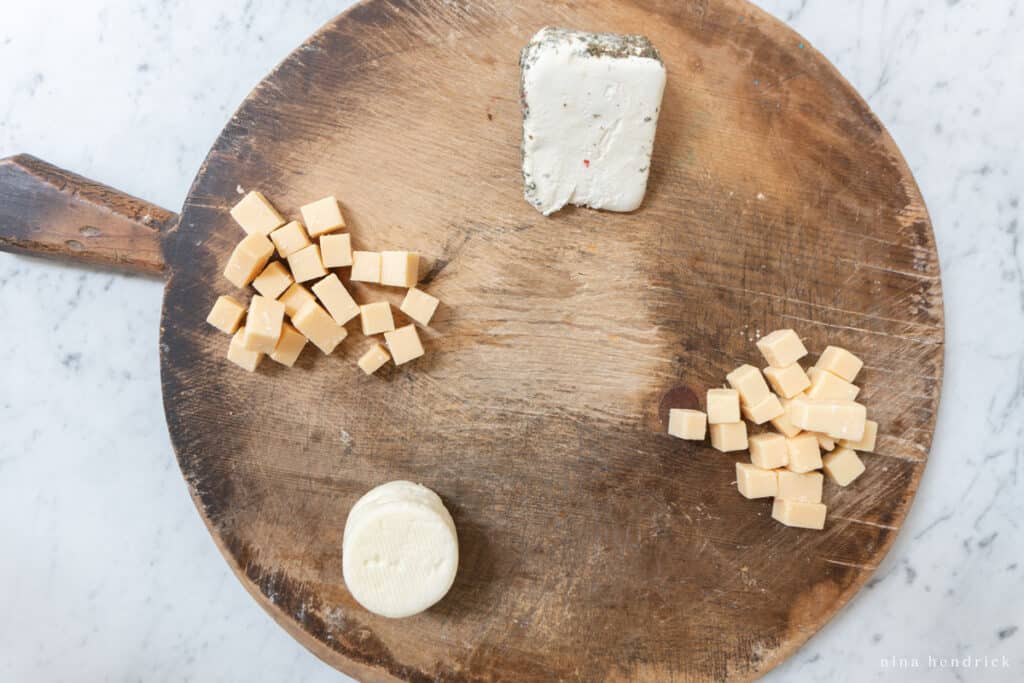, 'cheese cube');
351,251,381,283
726,364,770,406
224,233,274,288
668,409,707,440
839,419,879,453
709,422,747,453
291,301,347,354
360,302,396,336
252,261,294,300
206,295,246,334
748,433,788,469
785,433,822,473
312,274,360,325
400,288,440,326
756,329,808,368
279,282,317,318
736,463,778,499
822,447,866,486
242,295,285,353
772,499,827,530
805,367,860,401
320,233,353,268
358,343,391,375
227,329,263,372
384,324,425,365
771,397,803,438
287,244,328,283
269,221,311,258
789,399,867,441
380,251,420,288
777,470,823,503
741,393,784,425
706,389,741,424
762,364,810,399
300,196,346,237
812,432,836,451
815,345,864,383
269,322,308,367
230,191,285,235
